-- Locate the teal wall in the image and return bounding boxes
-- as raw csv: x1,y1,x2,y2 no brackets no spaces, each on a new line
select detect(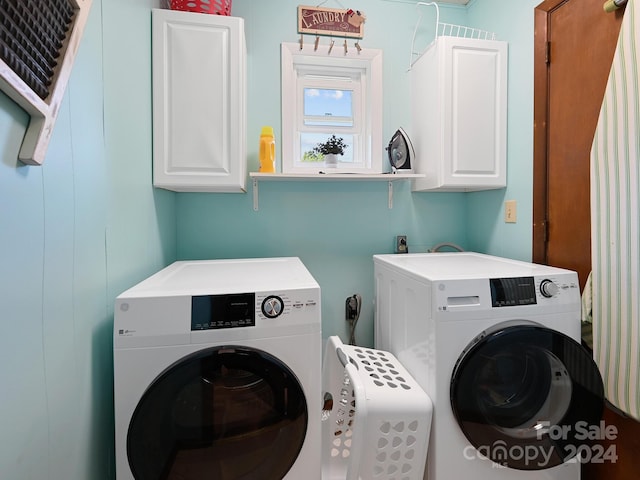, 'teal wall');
0,0,175,478
466,0,540,258
177,0,471,347
176,0,542,345
0,0,542,478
